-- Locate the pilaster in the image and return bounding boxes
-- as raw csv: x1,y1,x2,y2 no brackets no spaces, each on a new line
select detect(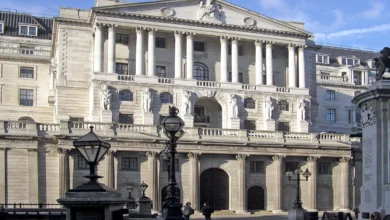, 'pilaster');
288,44,297,88
272,155,285,213
107,25,117,74
58,148,70,198
307,156,319,211
28,149,39,203
236,154,249,213
186,33,195,80
93,25,103,73
266,42,274,86
148,29,157,77
220,36,228,82
105,150,116,188
187,152,201,210
231,37,240,83
255,40,264,85
174,31,183,79
0,148,6,204
298,46,306,88
339,157,351,211
146,151,158,211
136,27,145,76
